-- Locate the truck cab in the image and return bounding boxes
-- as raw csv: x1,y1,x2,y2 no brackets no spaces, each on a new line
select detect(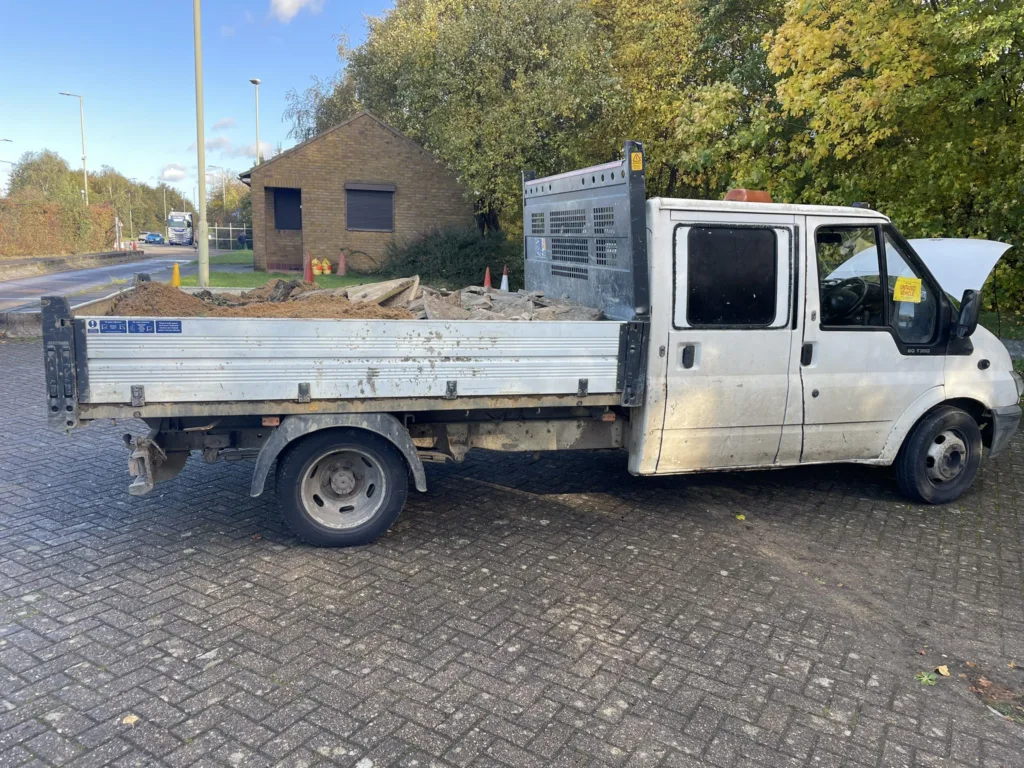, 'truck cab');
627,197,1022,502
